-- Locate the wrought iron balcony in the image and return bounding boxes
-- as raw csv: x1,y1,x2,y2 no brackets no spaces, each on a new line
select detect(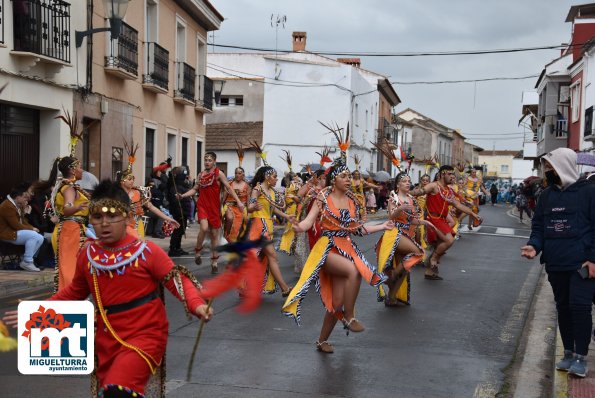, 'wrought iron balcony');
195,75,213,112
12,0,71,63
105,21,138,79
142,42,168,93
174,61,195,105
